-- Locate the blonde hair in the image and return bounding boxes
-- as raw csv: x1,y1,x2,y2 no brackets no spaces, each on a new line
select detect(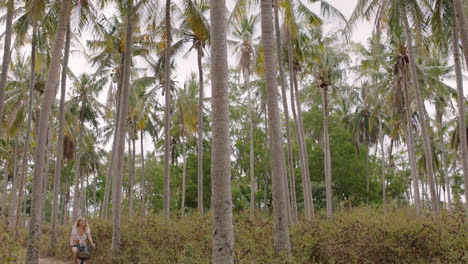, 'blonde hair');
73,217,89,232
